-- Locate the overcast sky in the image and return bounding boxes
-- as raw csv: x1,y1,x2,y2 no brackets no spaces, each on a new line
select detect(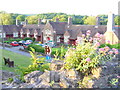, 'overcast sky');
0,0,119,15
